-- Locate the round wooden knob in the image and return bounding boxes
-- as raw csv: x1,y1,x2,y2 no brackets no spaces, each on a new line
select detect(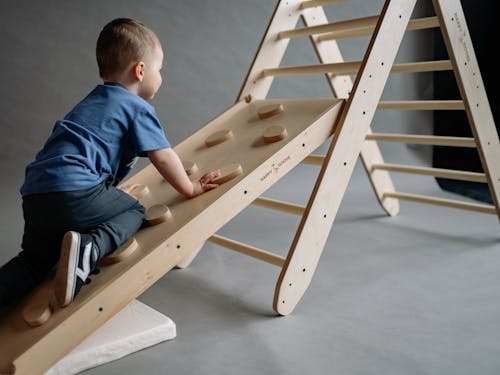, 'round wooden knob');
263,125,287,144
182,160,199,176
213,163,243,184
205,129,234,147
129,184,150,199
23,302,52,328
257,103,284,120
119,184,150,200
98,237,139,265
145,204,172,225
22,283,55,327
